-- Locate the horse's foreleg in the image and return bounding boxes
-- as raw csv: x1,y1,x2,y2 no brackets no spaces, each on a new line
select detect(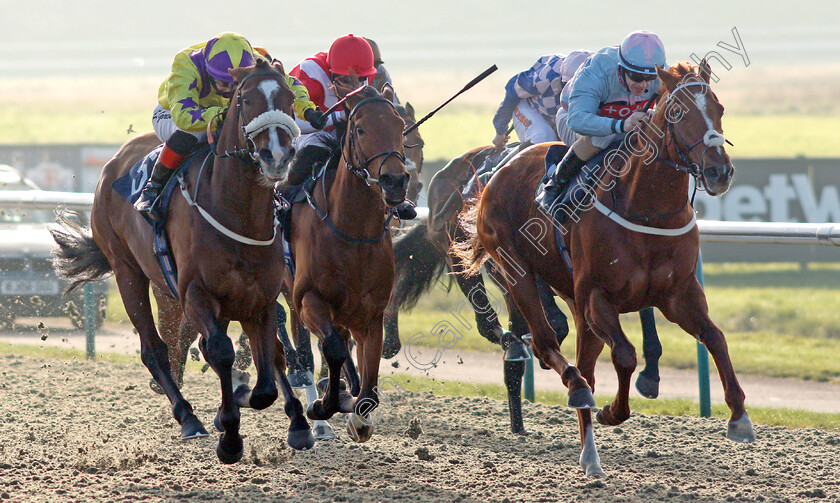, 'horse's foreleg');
299,292,346,421
239,309,280,411
340,327,361,397
114,270,207,440
577,409,606,478
346,317,384,443
660,282,754,443
183,285,242,464
583,287,635,426
635,307,662,399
